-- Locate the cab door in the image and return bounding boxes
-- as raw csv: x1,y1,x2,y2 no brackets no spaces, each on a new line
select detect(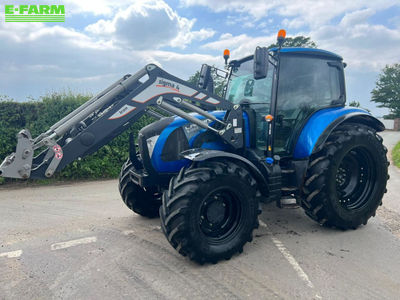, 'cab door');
274,54,344,156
